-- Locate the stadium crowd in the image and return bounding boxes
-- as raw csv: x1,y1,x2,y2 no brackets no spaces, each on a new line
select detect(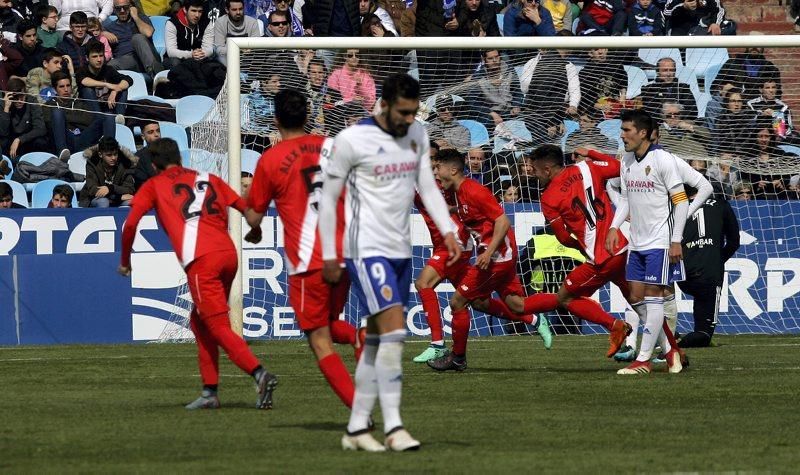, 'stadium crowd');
0,0,798,209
